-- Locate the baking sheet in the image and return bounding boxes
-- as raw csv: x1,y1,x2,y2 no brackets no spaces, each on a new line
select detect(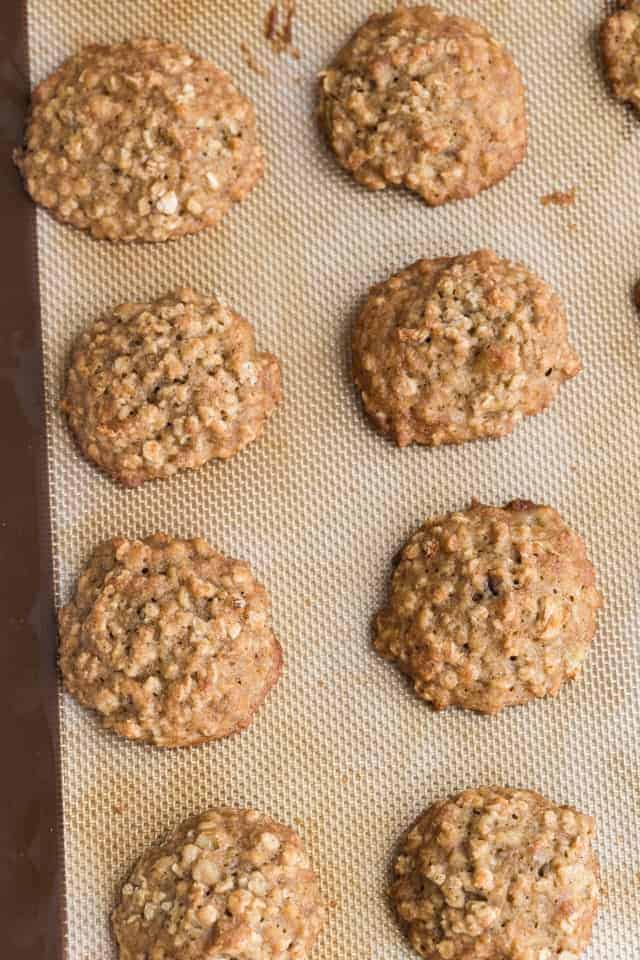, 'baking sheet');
27,1,640,957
